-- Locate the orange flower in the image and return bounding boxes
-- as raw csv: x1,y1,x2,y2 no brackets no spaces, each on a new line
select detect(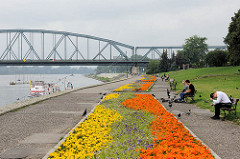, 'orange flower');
122,94,214,159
